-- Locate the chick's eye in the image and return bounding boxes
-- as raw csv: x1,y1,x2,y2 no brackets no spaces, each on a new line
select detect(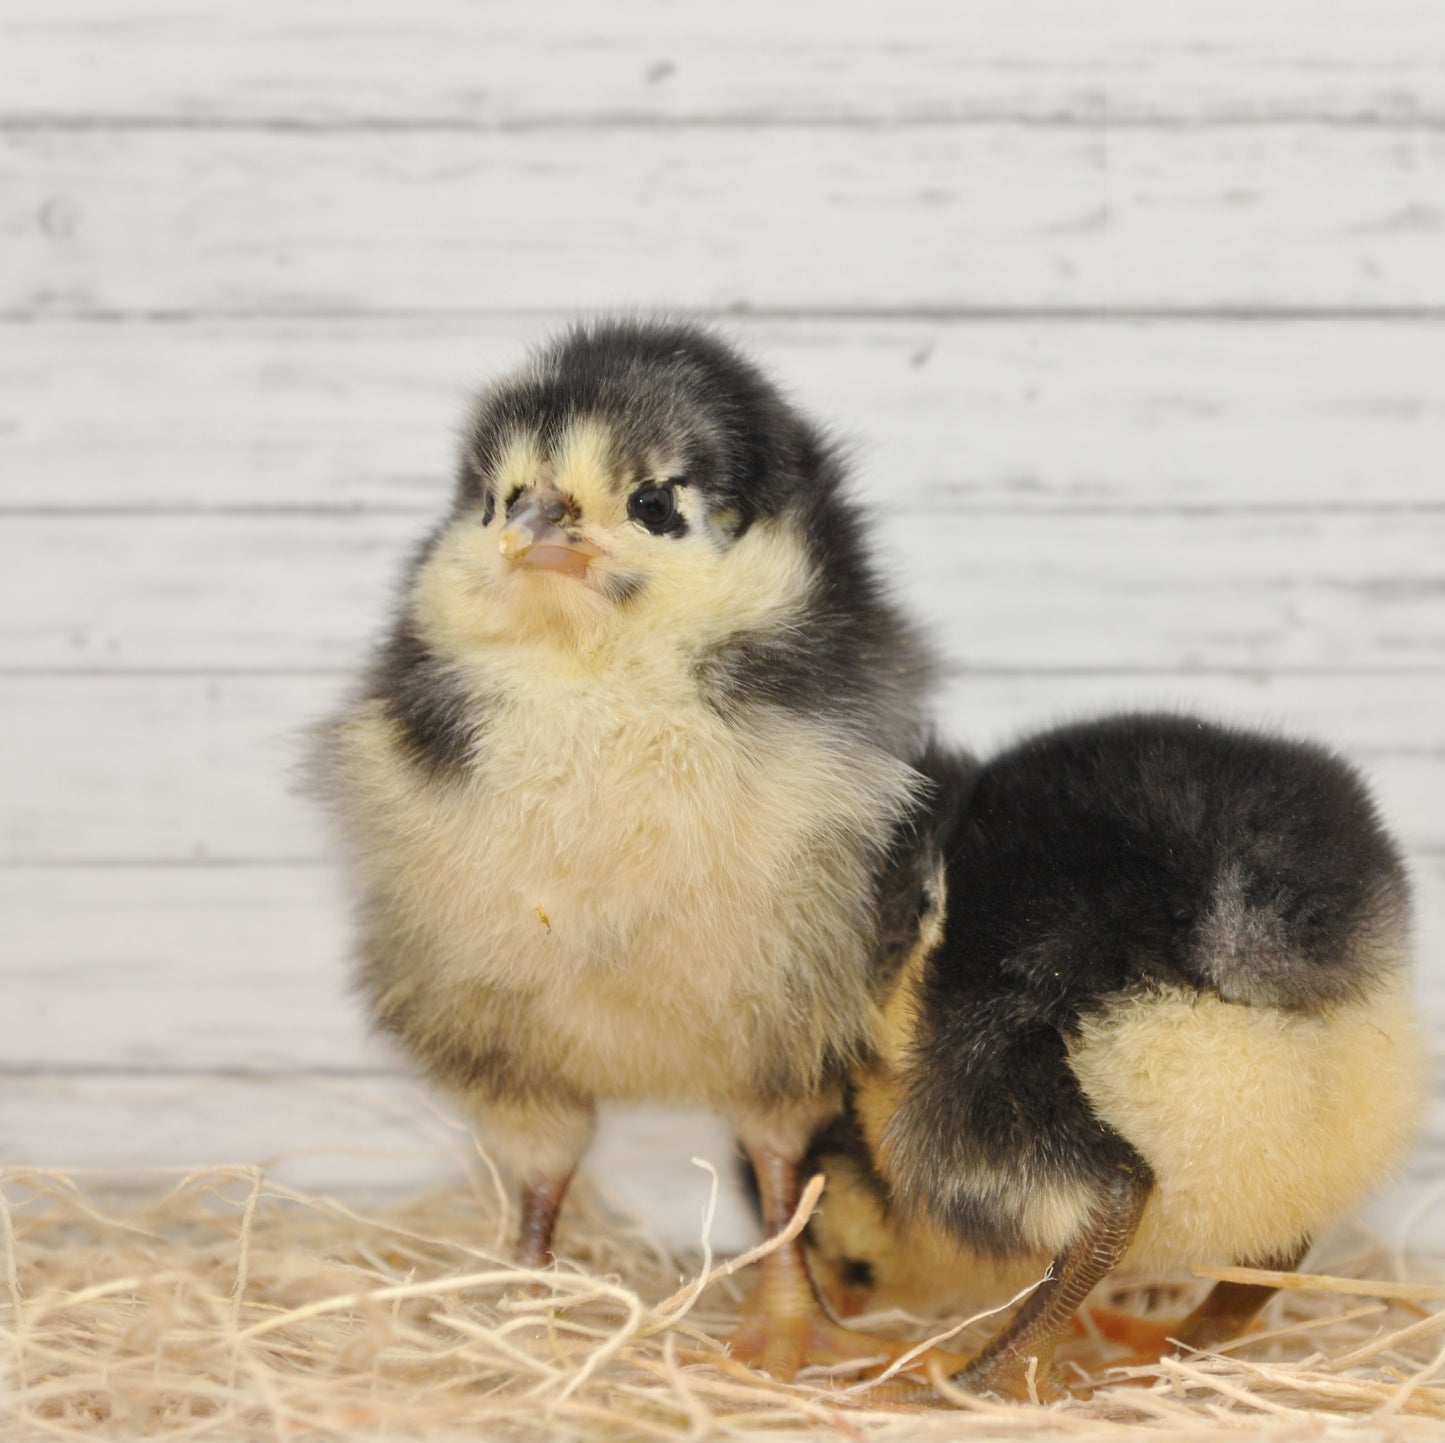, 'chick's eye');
627,482,678,535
